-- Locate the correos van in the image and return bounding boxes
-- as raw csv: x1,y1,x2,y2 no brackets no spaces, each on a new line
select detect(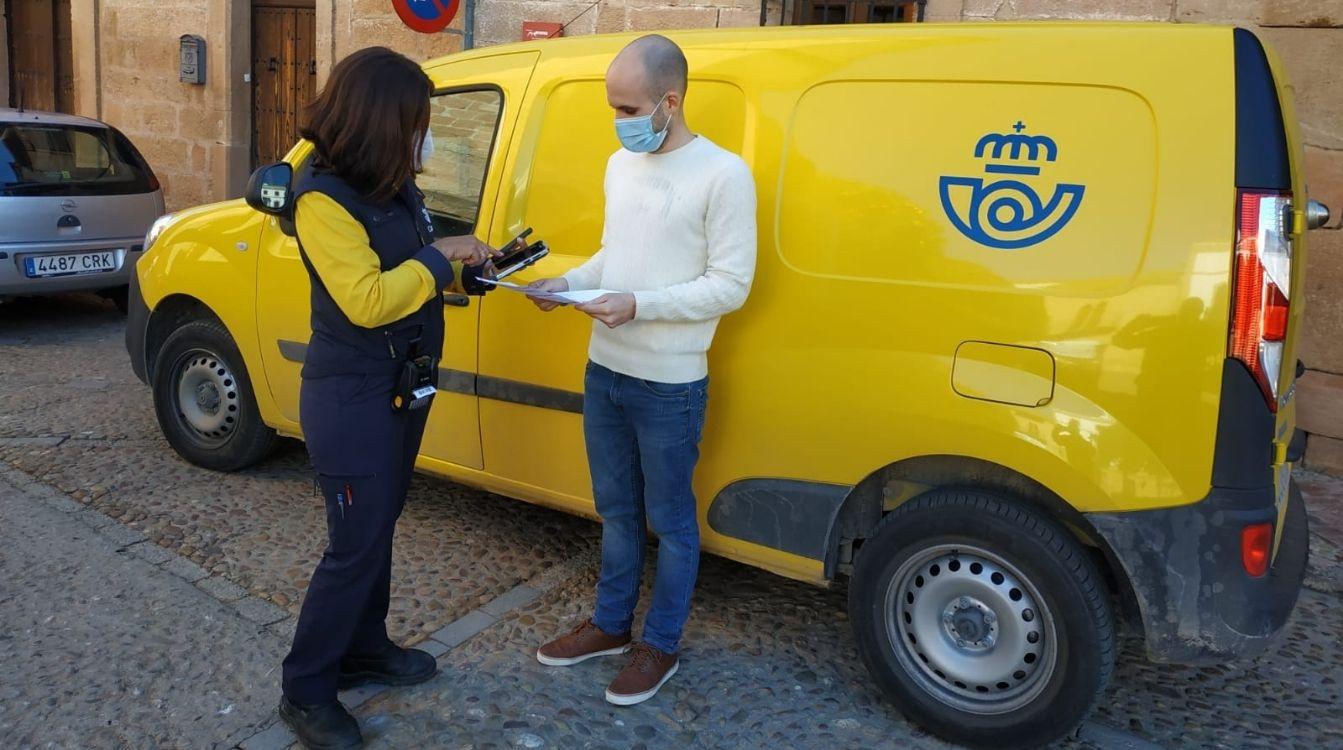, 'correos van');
126,24,1326,748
